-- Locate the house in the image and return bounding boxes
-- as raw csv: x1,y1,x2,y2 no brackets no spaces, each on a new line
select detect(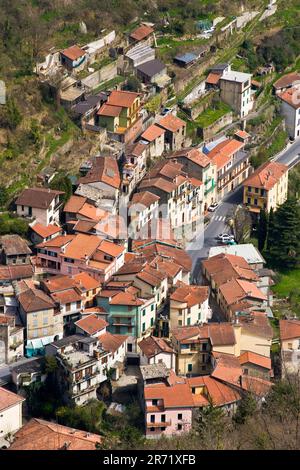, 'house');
98,288,156,340
273,72,300,95
9,418,101,450
129,191,160,238
243,160,288,215
209,243,266,270
75,314,108,338
171,323,236,376
168,148,217,211
171,313,272,377
97,90,142,143
75,155,121,213
60,45,87,71
234,129,251,145
125,43,156,69
18,284,63,357
238,351,272,380
129,24,154,45
59,76,85,109
138,364,195,438
140,124,165,158
206,138,251,199
279,319,300,377
121,142,149,200
134,241,192,284
219,68,253,118
277,86,300,140
0,387,25,448
40,275,84,333
46,335,108,405
138,160,203,233
0,235,32,266
138,336,176,369
174,53,198,68
29,223,63,245
73,272,101,307
10,357,46,393
36,234,125,282
0,315,24,364
113,257,169,308
156,114,186,151
169,282,211,329
136,59,167,85
15,187,64,226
